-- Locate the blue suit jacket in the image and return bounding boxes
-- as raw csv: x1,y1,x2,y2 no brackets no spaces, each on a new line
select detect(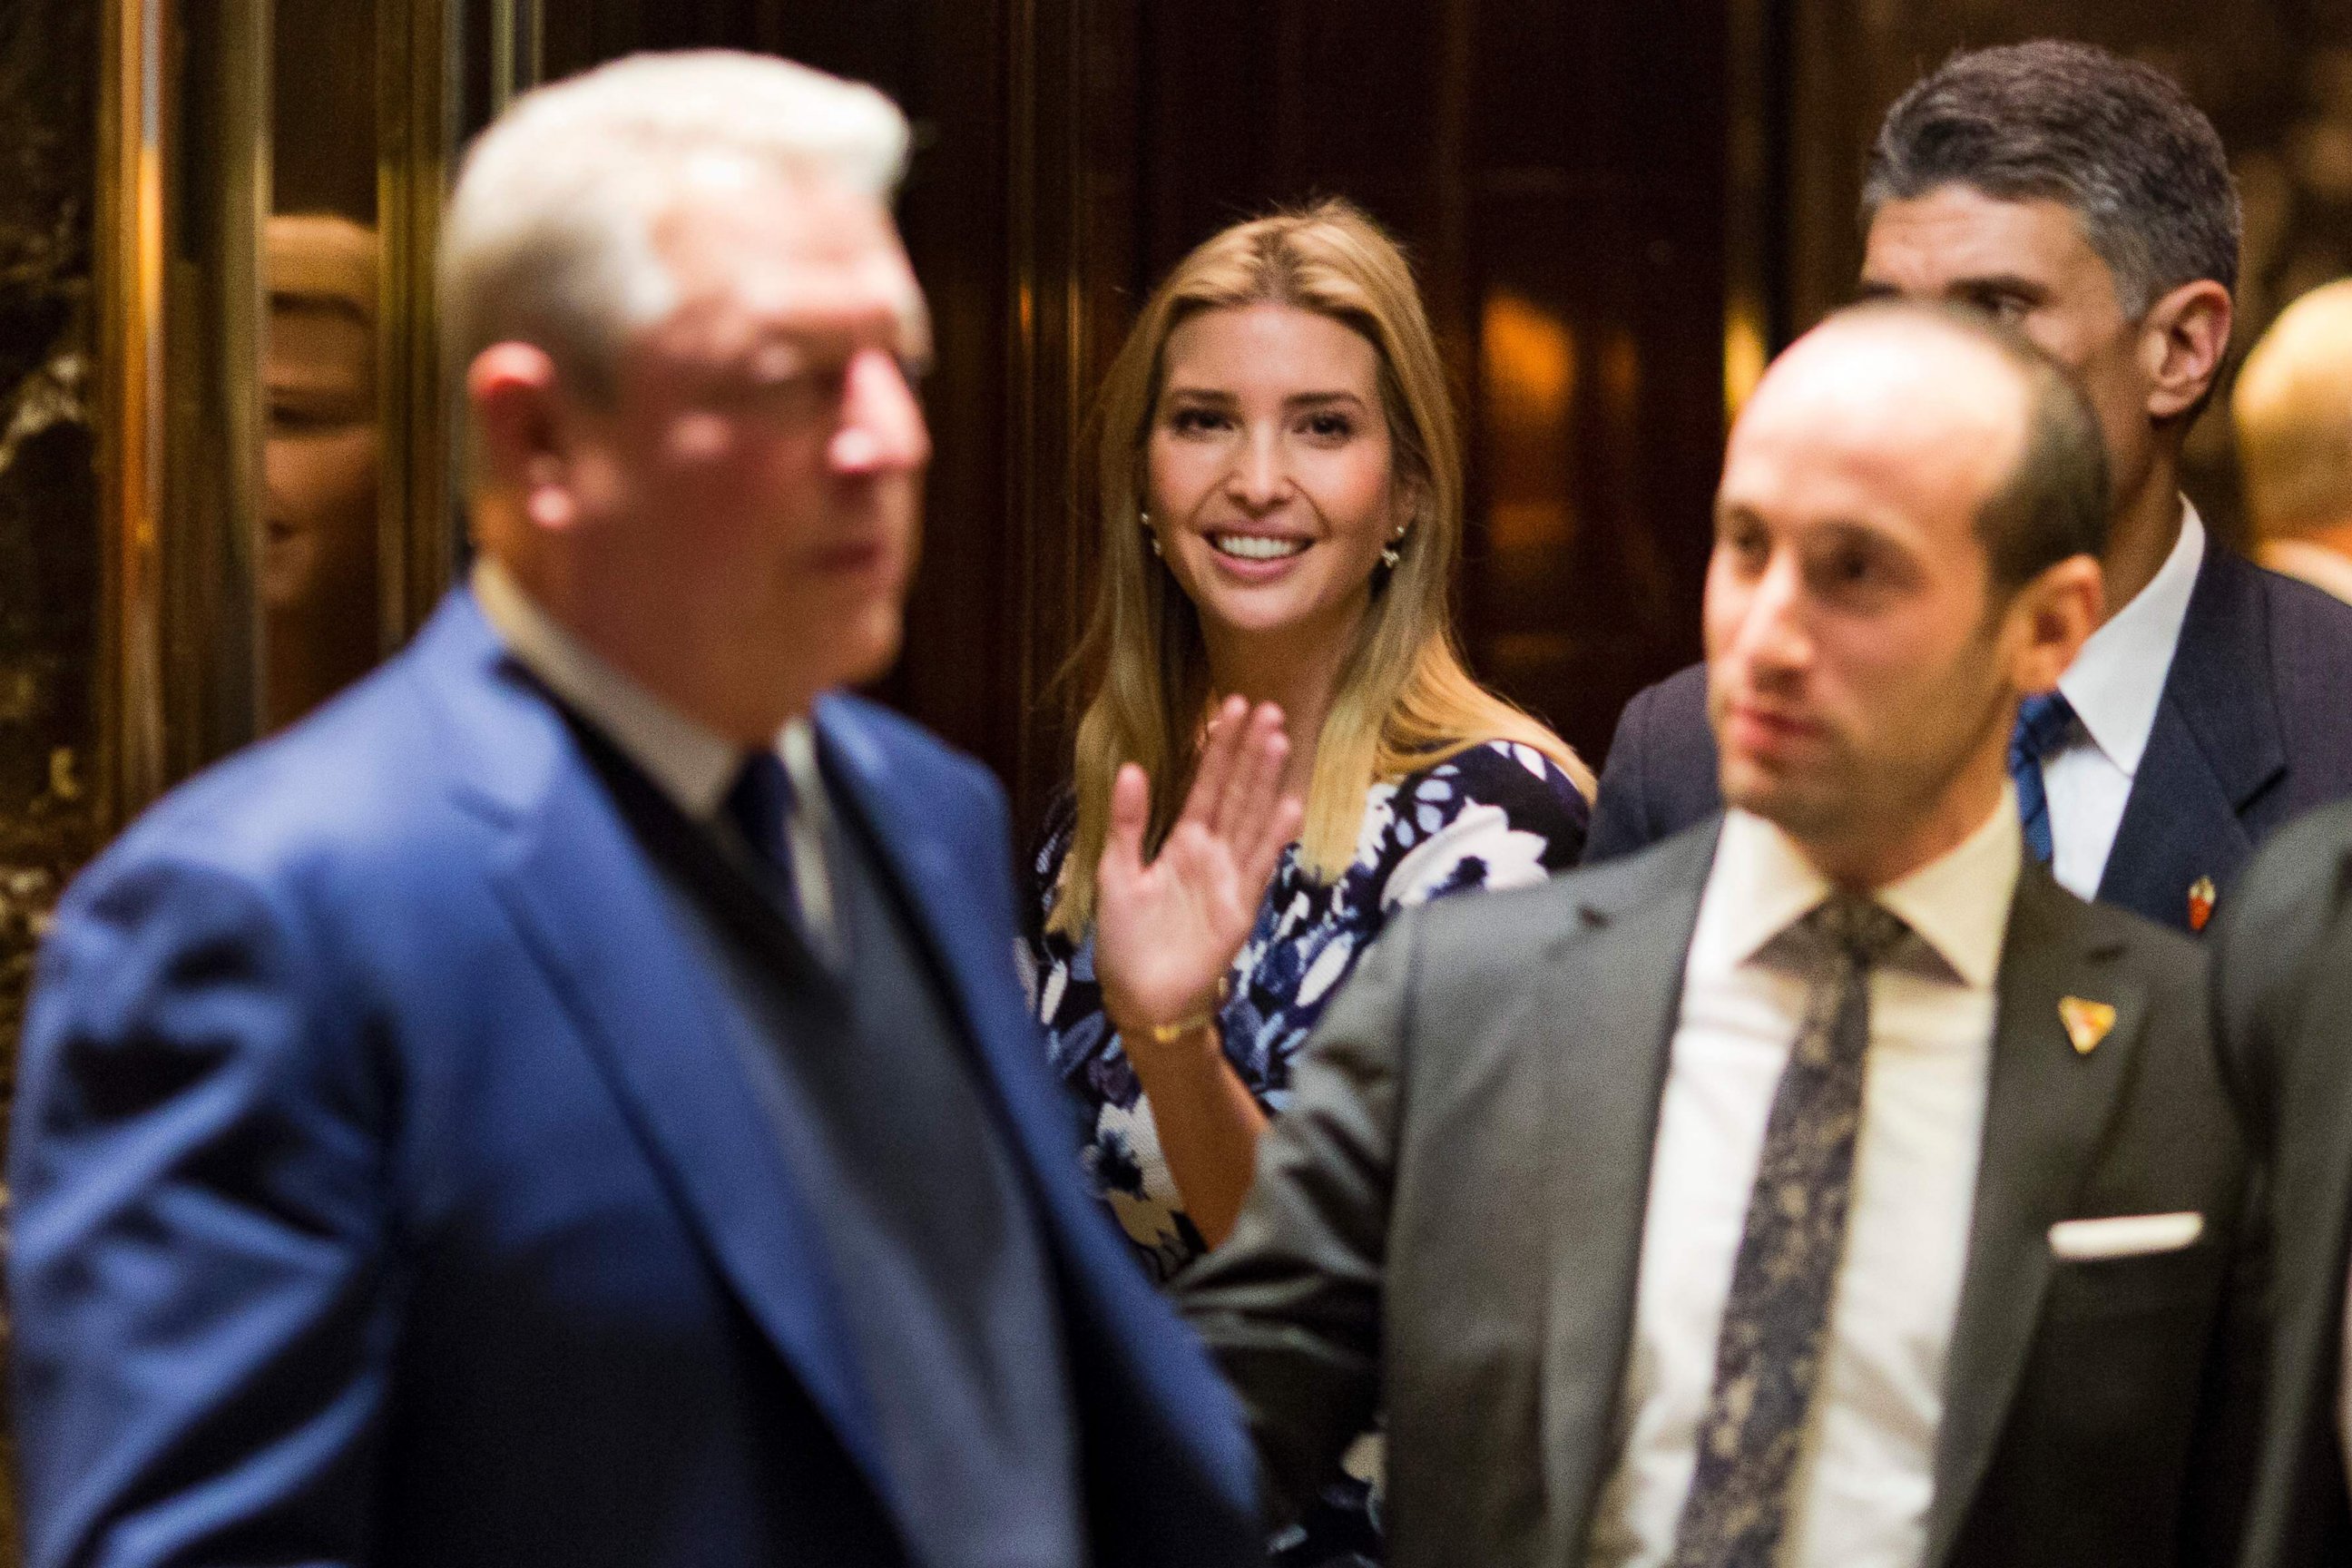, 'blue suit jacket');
9,590,1259,1568
1582,545,2352,933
